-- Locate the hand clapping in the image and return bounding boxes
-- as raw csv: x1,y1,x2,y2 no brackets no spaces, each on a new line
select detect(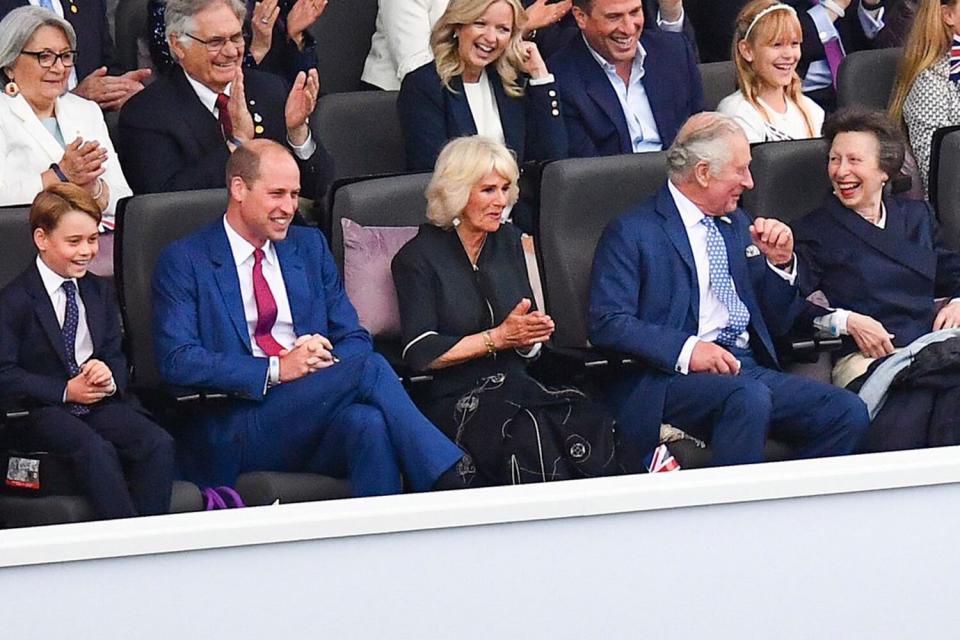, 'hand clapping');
490,298,555,349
